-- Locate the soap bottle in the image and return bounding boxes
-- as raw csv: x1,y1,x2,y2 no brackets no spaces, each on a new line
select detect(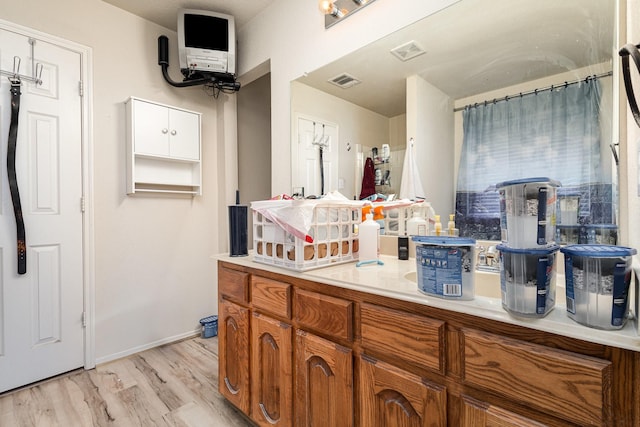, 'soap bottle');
447,214,456,236
434,215,442,236
359,213,380,261
407,211,427,236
